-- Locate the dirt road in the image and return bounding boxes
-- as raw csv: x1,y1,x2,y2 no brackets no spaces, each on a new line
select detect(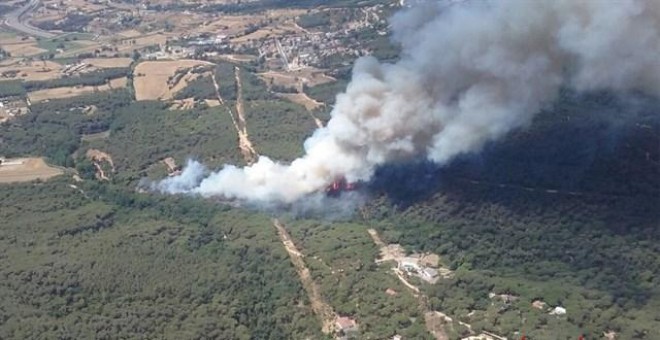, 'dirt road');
273,219,337,334
211,69,258,164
